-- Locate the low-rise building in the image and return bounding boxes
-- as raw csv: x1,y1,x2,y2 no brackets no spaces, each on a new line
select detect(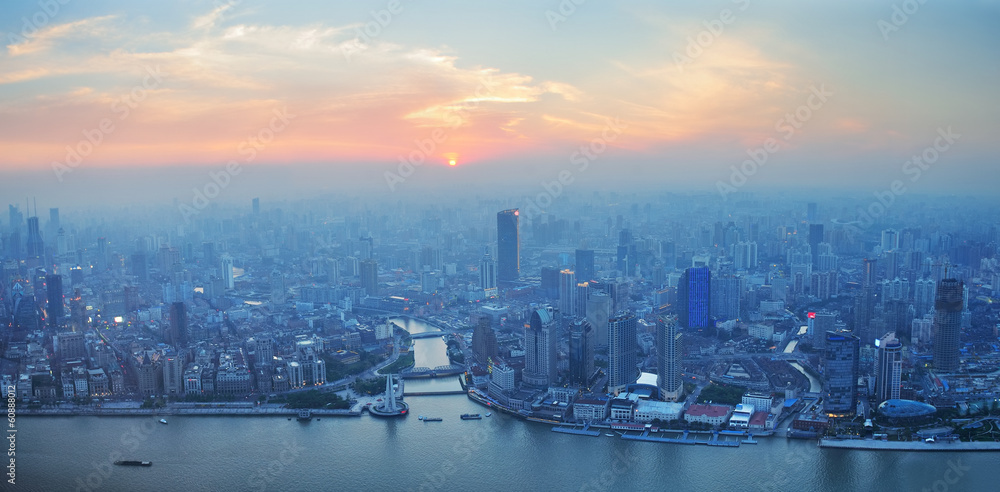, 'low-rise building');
573,396,610,421
742,393,774,414
610,393,640,421
634,400,683,423
728,403,754,429
684,404,733,427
